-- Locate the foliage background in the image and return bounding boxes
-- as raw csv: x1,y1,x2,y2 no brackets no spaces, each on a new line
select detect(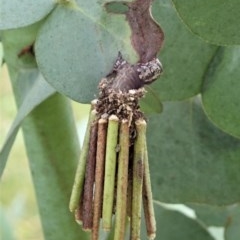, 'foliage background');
1,0,240,239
